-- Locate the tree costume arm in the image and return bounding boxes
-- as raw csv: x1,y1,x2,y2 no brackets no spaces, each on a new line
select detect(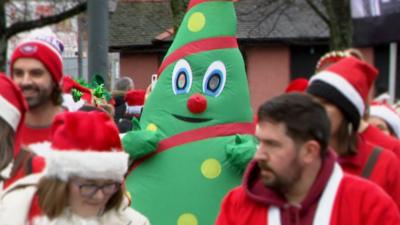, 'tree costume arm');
225,134,257,173
122,125,163,161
